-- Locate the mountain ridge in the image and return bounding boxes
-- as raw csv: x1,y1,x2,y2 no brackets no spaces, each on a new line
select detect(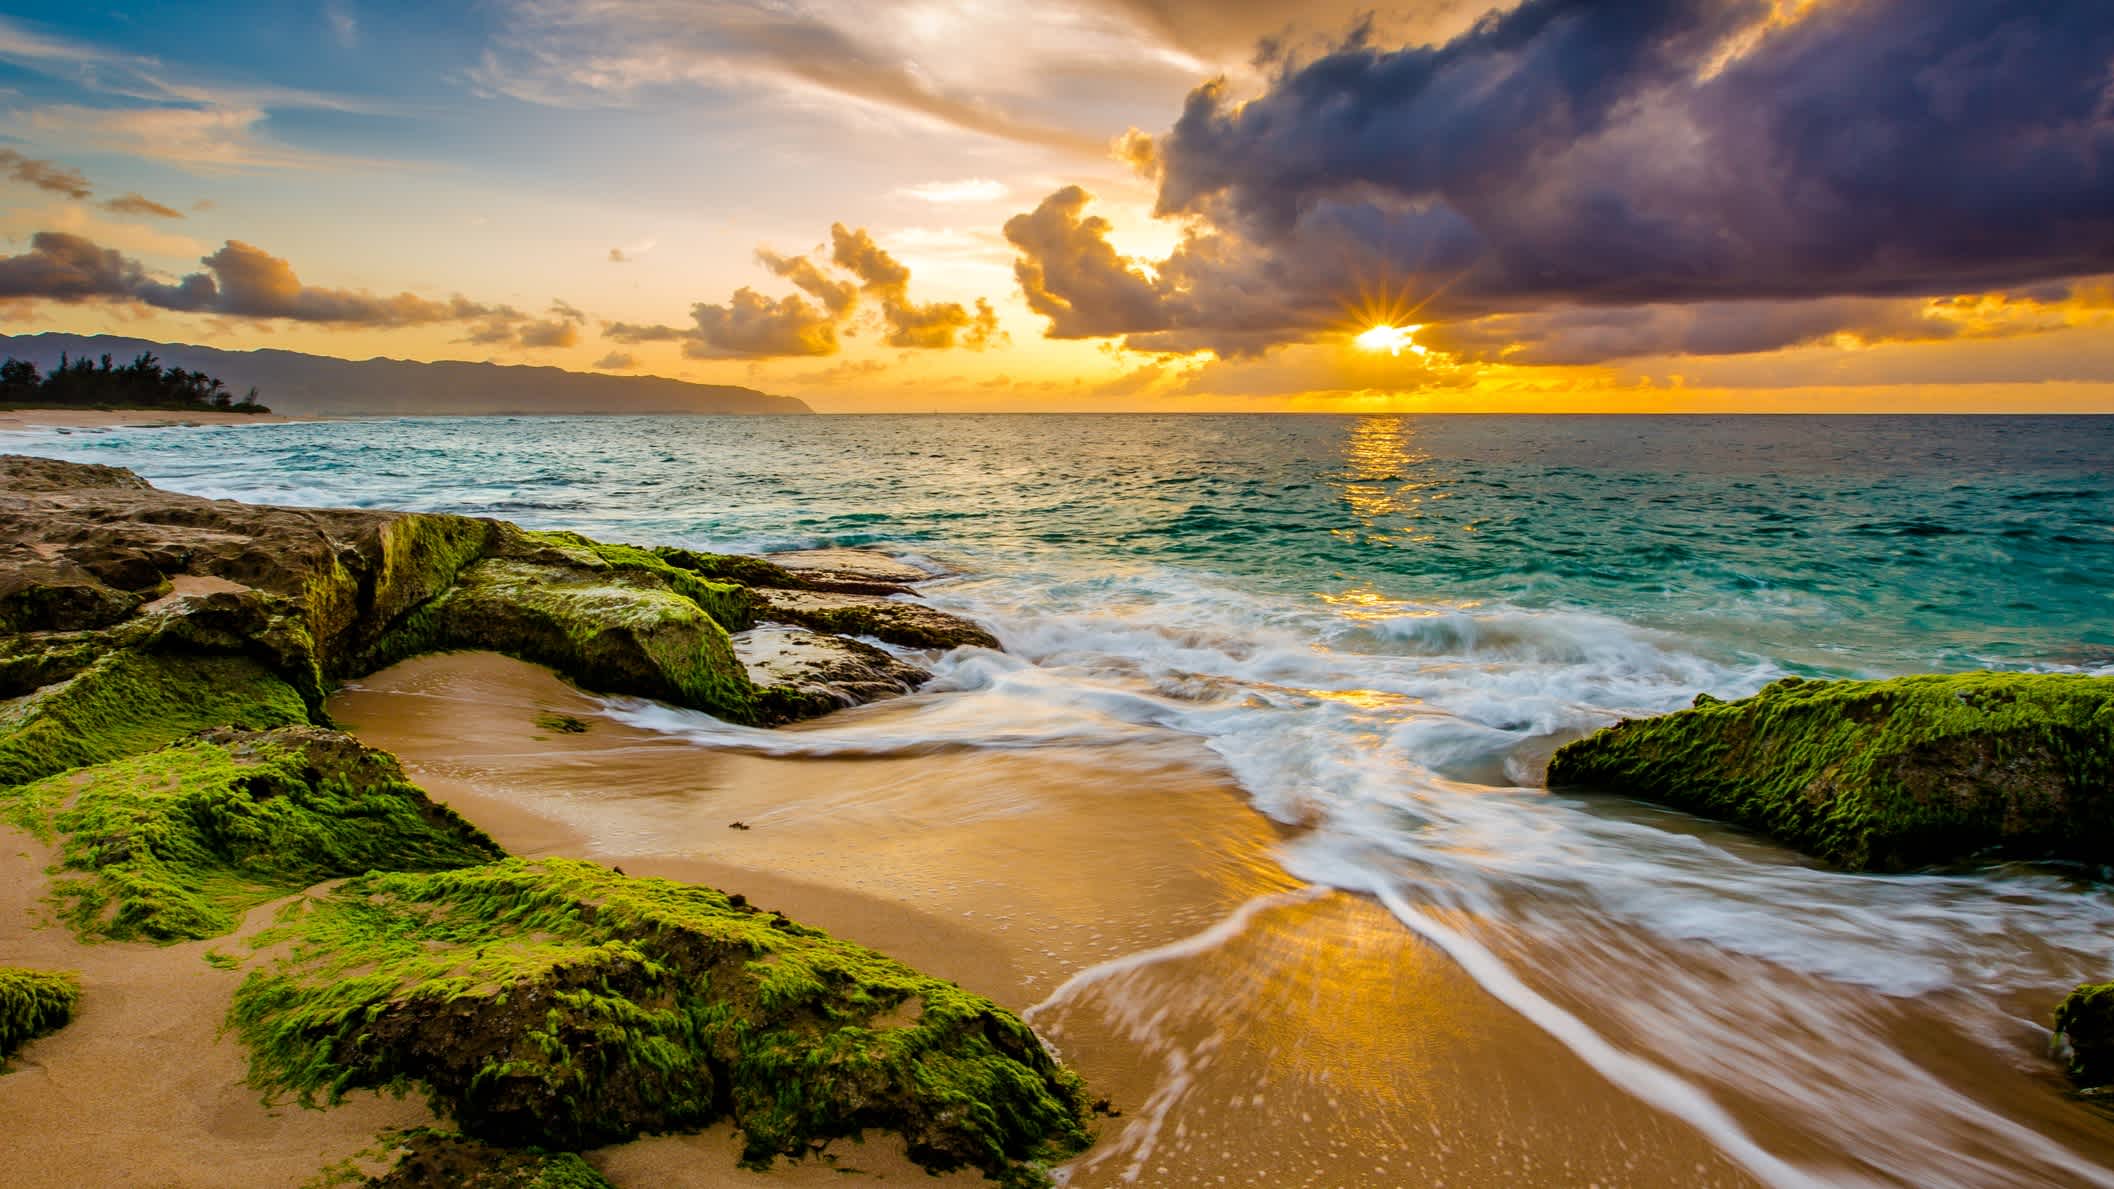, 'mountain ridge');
0,333,811,417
